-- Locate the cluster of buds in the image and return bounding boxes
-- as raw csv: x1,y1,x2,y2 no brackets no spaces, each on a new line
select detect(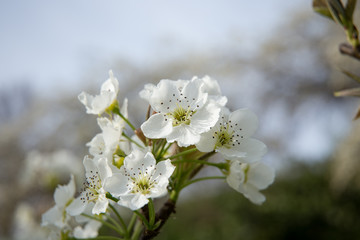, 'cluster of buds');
42,71,275,240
